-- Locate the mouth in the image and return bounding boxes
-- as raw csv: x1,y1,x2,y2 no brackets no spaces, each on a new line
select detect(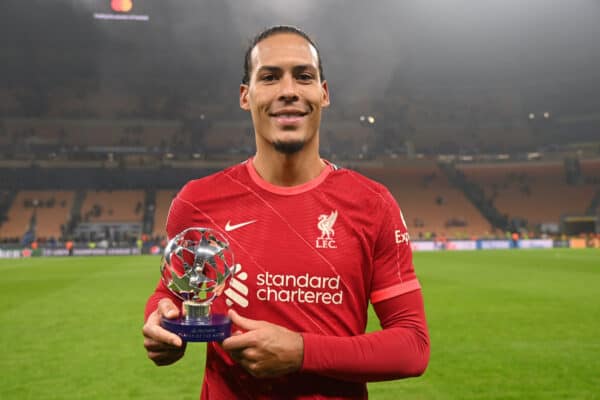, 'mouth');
269,110,309,126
